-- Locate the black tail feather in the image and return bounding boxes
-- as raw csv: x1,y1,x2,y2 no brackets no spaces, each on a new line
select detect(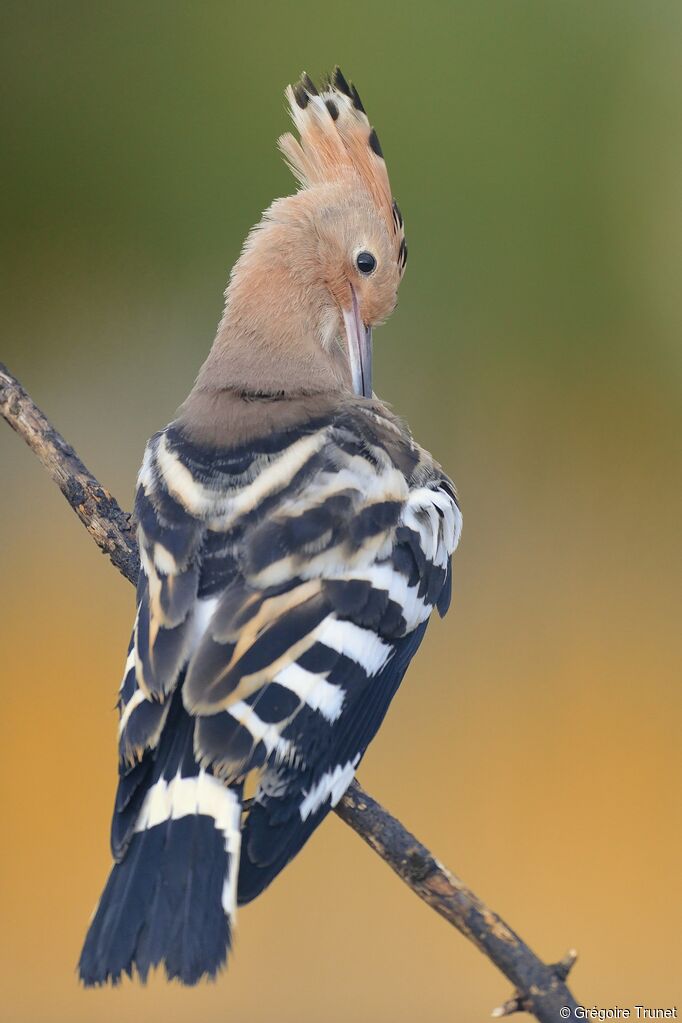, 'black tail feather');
79,815,233,986
79,691,241,987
